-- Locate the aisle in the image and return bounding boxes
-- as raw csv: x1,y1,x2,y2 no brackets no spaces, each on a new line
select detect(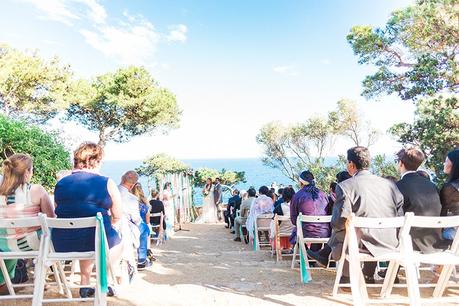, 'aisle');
115,223,340,306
